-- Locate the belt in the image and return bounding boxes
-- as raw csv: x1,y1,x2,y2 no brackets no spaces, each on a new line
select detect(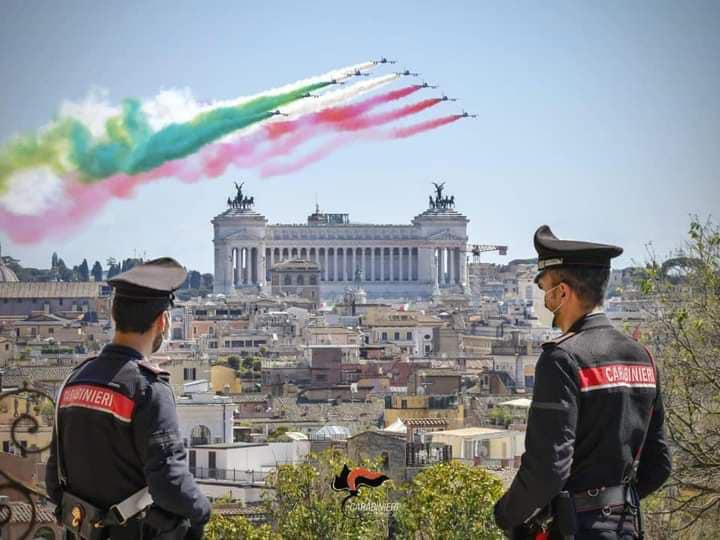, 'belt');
573,485,630,514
